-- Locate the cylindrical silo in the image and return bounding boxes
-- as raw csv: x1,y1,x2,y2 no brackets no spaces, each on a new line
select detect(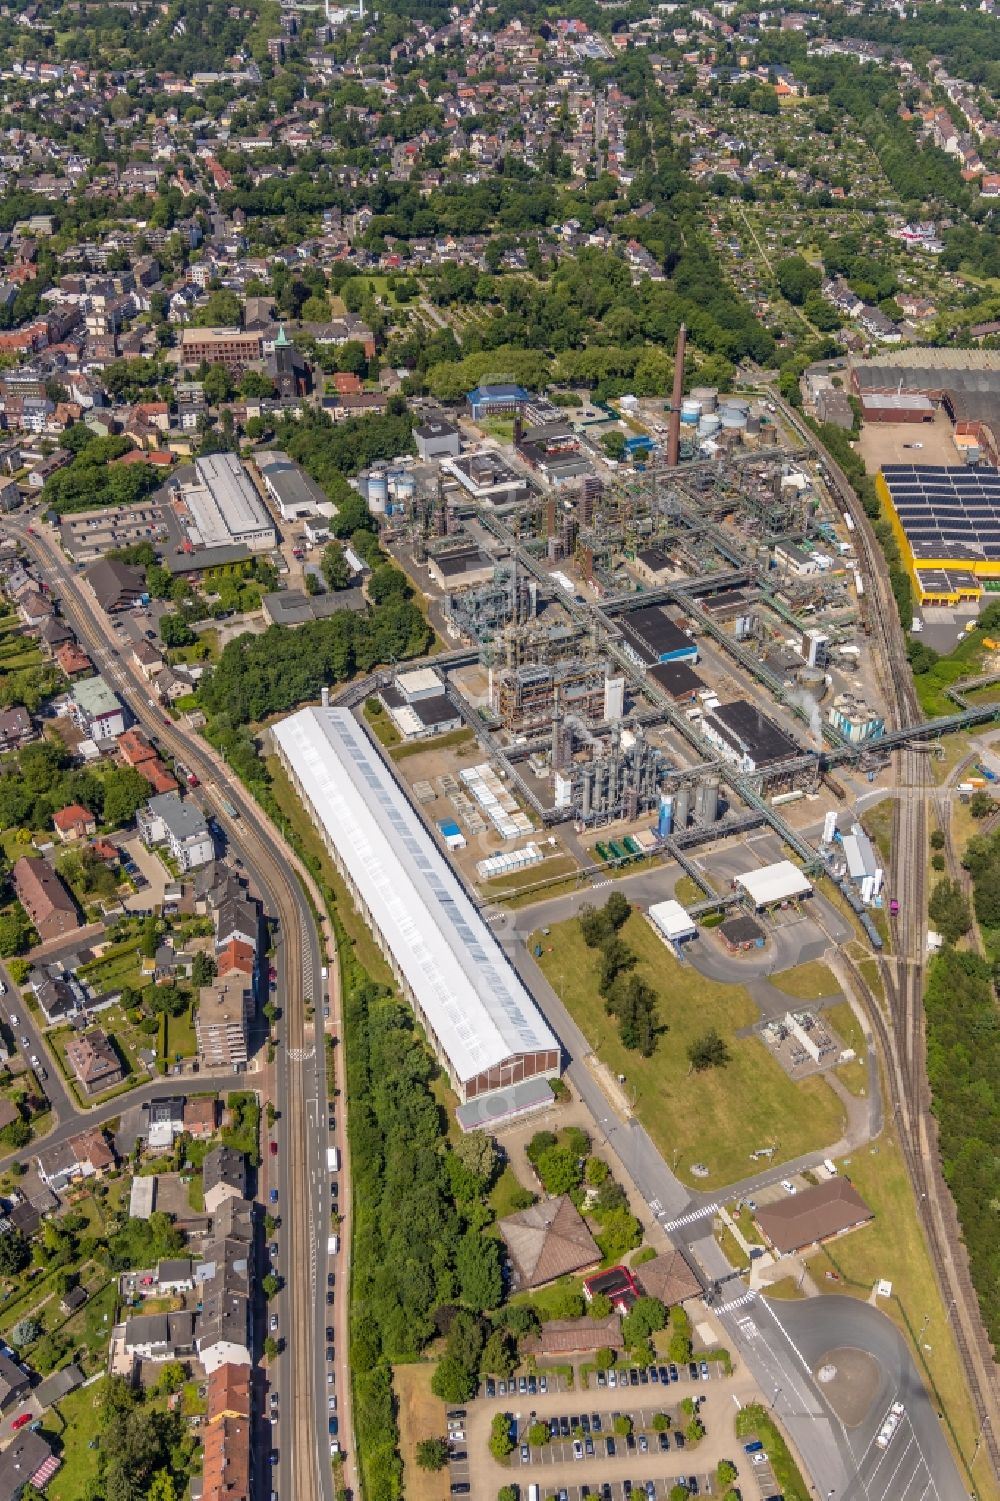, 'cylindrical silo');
674,783,691,831
658,793,673,838
367,467,389,511
700,775,720,825
681,398,702,425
